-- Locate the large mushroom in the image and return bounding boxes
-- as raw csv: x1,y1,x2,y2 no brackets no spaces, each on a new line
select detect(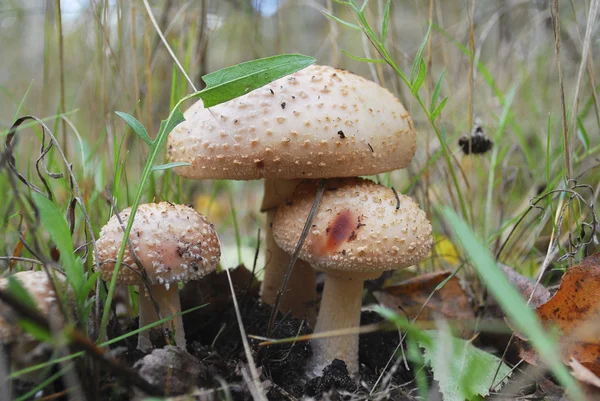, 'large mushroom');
167,64,416,321
272,178,433,375
95,202,220,351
